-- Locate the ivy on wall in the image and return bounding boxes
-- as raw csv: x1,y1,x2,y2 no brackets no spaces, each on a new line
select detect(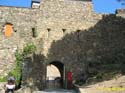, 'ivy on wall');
0,43,36,87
